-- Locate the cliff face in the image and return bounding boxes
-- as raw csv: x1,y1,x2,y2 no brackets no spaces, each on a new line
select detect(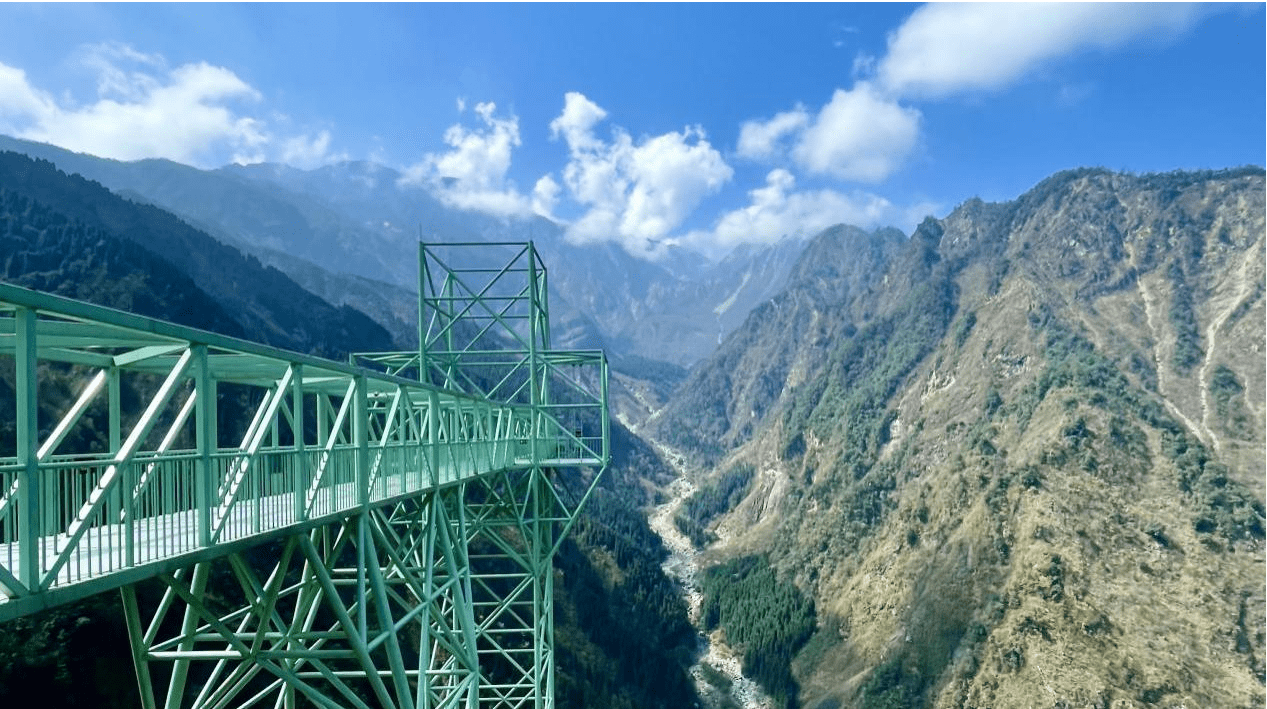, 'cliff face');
663,168,1266,708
